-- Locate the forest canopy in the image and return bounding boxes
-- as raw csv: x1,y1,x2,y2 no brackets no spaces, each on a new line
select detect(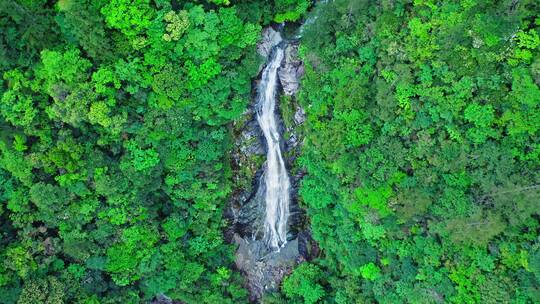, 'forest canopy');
1,0,540,303
291,0,540,303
